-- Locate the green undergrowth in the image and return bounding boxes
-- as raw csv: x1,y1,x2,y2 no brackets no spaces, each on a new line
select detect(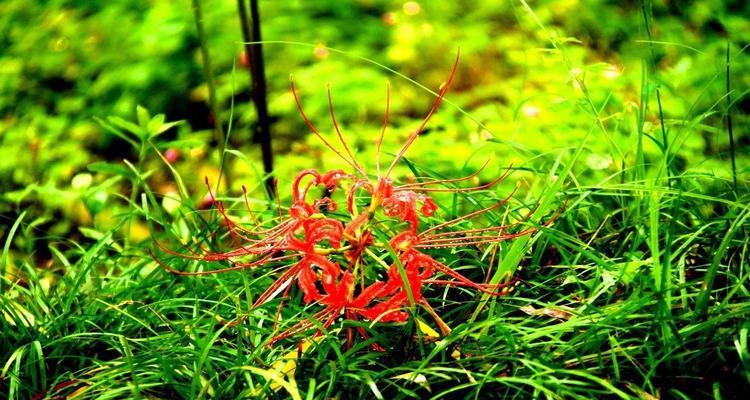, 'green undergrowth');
2,116,748,399
2,164,748,399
